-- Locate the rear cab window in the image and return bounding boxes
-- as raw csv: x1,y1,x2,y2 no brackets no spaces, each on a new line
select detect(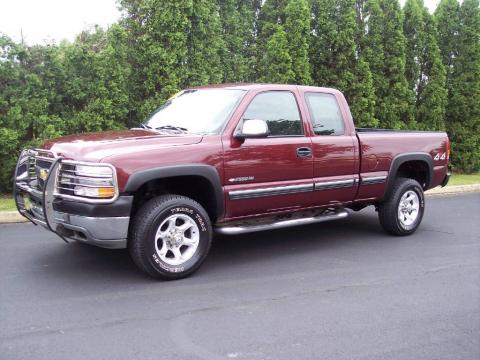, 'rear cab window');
305,92,345,136
242,91,303,136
